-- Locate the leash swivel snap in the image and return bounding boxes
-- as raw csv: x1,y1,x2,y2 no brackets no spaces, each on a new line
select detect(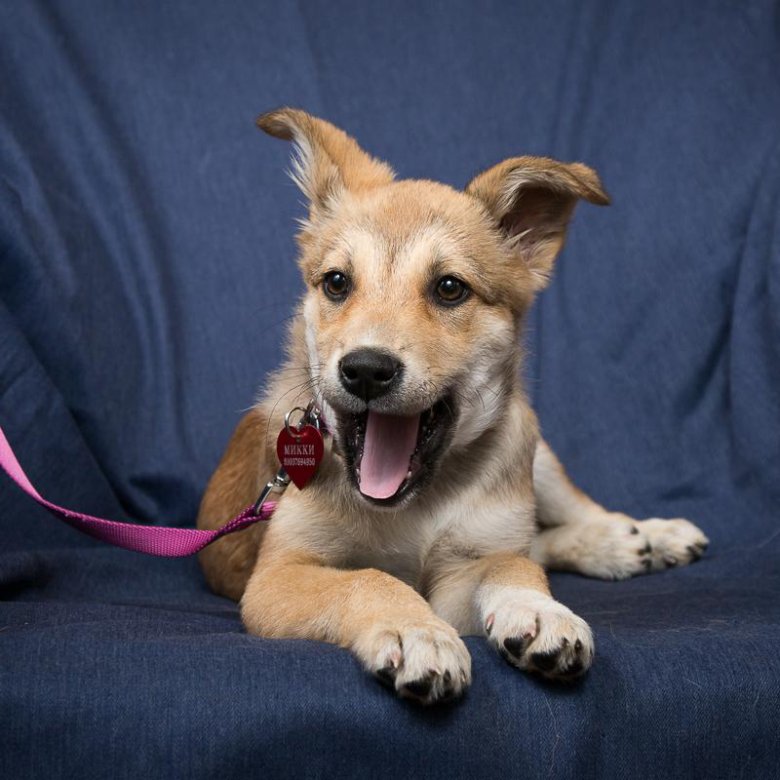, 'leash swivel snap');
252,468,291,516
